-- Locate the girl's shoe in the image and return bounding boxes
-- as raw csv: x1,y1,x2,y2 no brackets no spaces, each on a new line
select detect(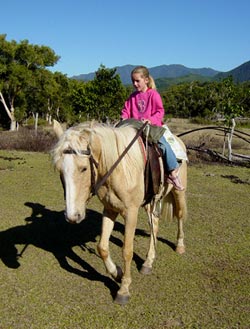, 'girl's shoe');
166,172,184,191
